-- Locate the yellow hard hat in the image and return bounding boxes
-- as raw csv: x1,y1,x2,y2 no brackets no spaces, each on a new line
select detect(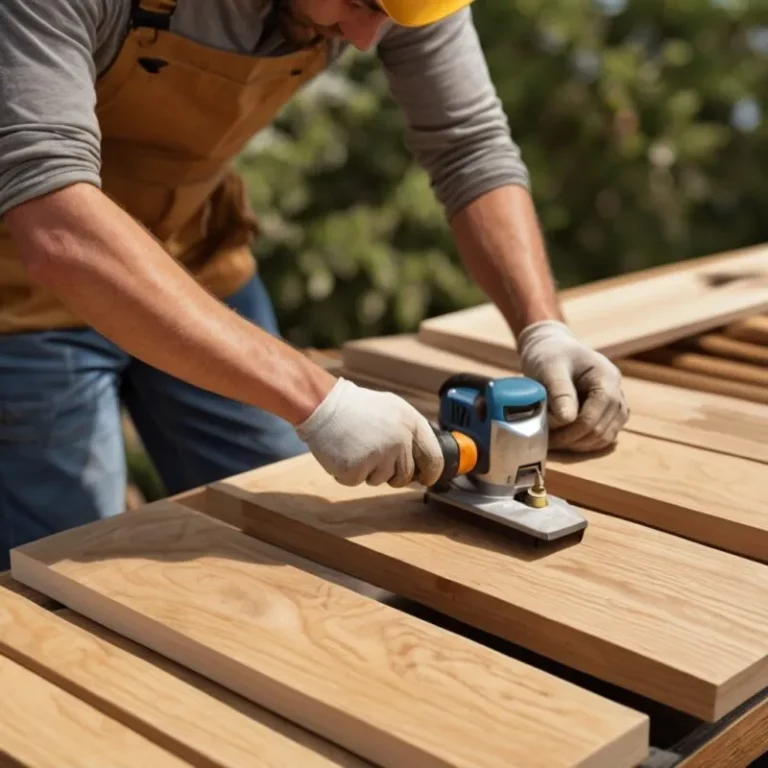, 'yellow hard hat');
378,0,474,26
